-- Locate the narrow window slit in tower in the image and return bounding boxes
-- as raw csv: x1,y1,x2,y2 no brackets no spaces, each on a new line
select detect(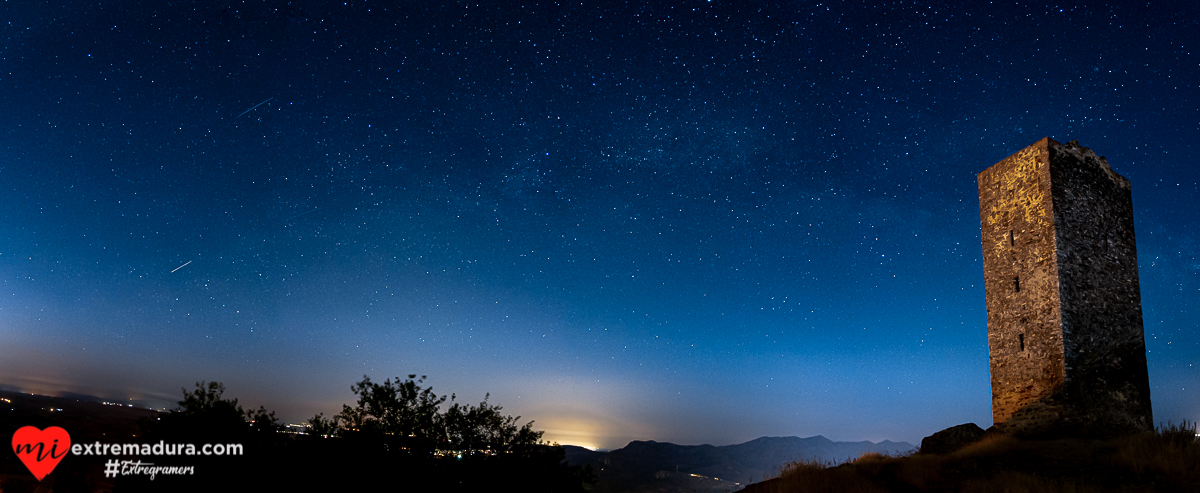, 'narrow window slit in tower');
1009,230,1014,246
1014,276,1020,292
1019,334,1025,352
